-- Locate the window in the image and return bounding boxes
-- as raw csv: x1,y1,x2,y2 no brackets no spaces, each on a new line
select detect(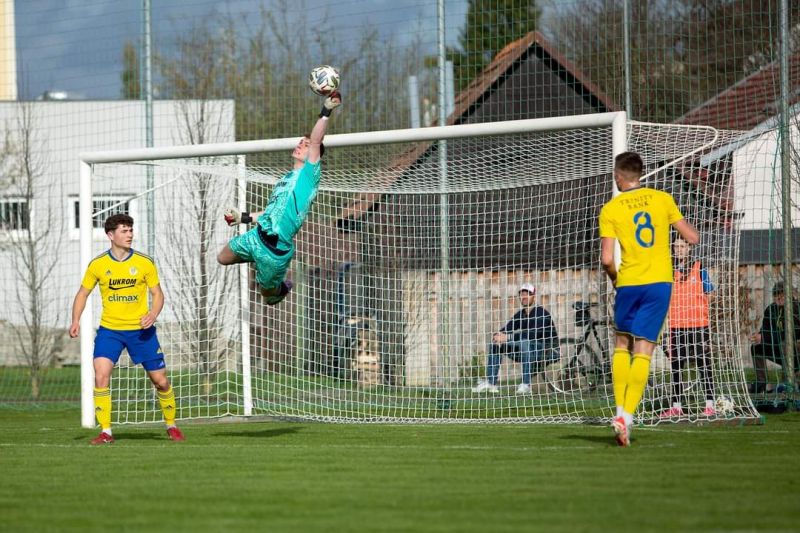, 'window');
0,198,30,232
68,195,137,240
72,197,131,229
